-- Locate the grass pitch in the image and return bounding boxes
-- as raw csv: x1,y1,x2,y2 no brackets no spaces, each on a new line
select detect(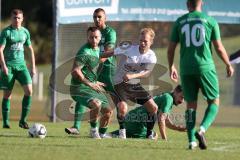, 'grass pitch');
0,121,240,160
